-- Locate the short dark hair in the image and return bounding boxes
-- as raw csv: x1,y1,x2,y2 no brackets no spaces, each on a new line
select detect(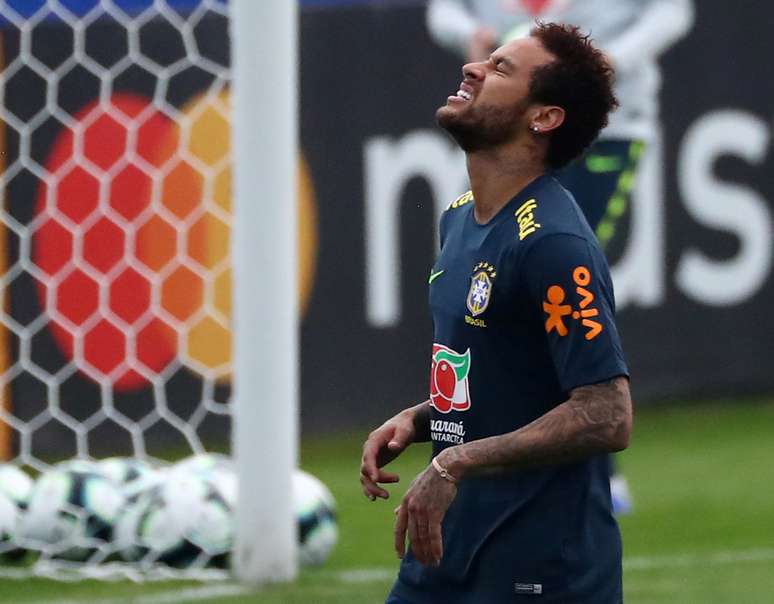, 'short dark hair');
529,22,618,170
